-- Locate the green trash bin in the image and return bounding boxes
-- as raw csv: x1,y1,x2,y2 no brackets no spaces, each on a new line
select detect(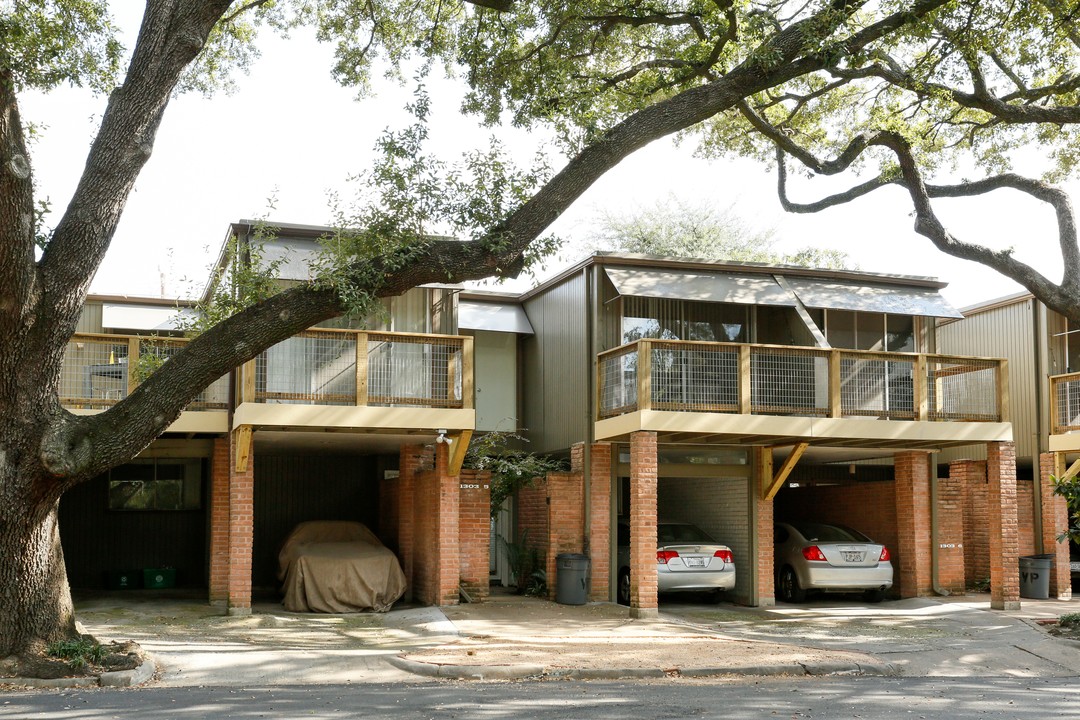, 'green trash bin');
1019,554,1053,599
555,553,590,605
